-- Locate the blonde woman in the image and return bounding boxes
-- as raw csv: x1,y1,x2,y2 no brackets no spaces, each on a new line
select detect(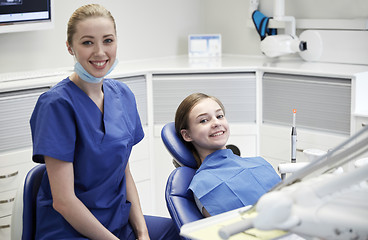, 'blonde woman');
30,4,179,240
